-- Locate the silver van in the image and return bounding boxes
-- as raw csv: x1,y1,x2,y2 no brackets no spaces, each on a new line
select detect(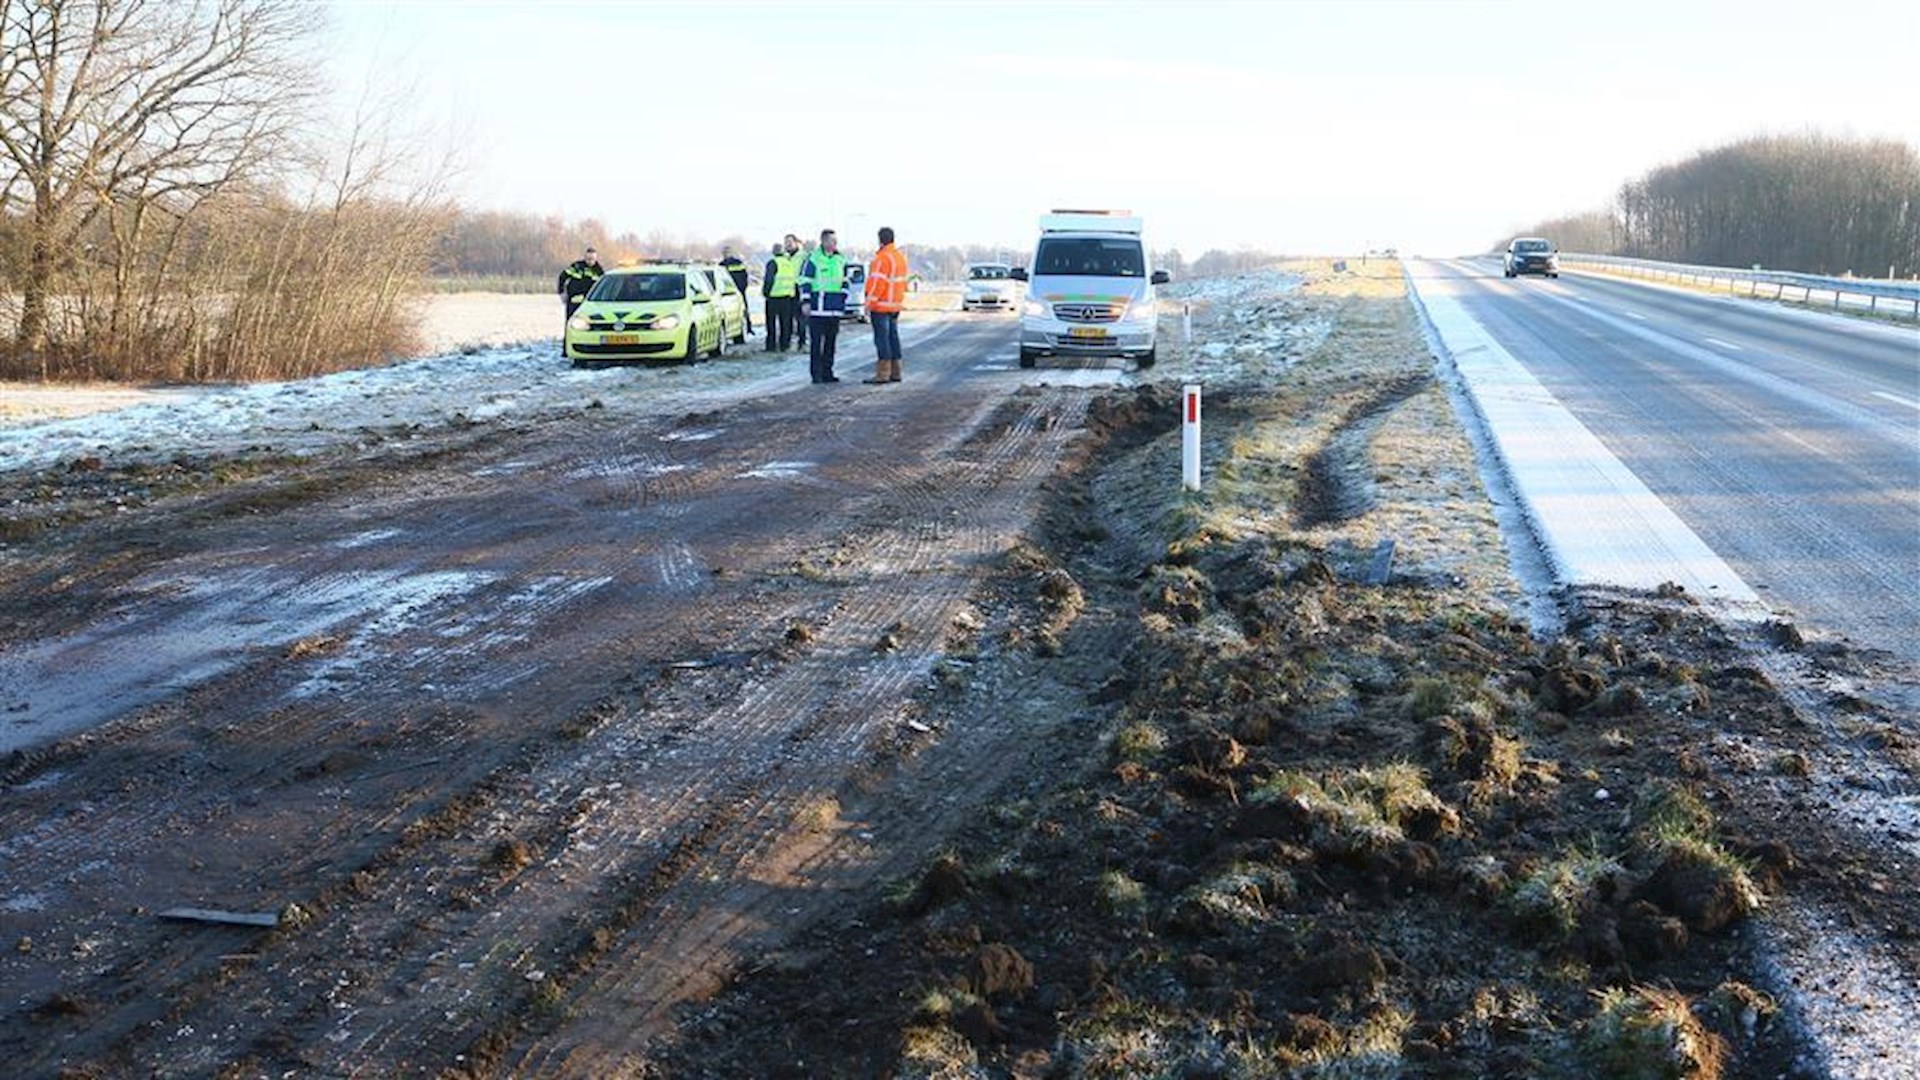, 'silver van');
1011,211,1167,368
